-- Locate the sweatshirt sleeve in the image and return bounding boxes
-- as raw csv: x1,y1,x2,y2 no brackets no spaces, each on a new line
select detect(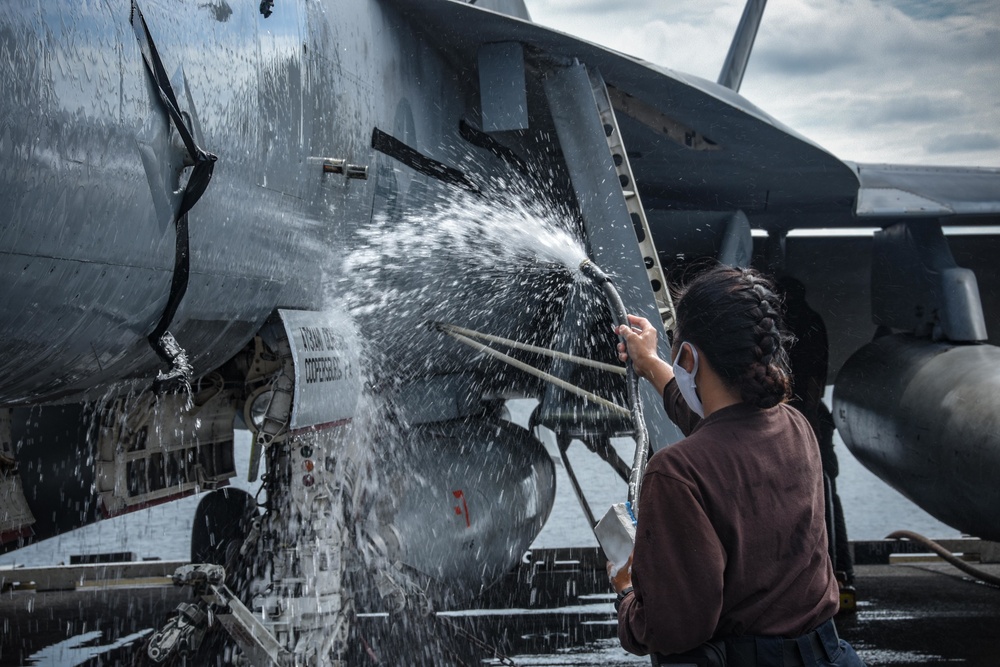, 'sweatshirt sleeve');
663,378,701,436
617,469,725,656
